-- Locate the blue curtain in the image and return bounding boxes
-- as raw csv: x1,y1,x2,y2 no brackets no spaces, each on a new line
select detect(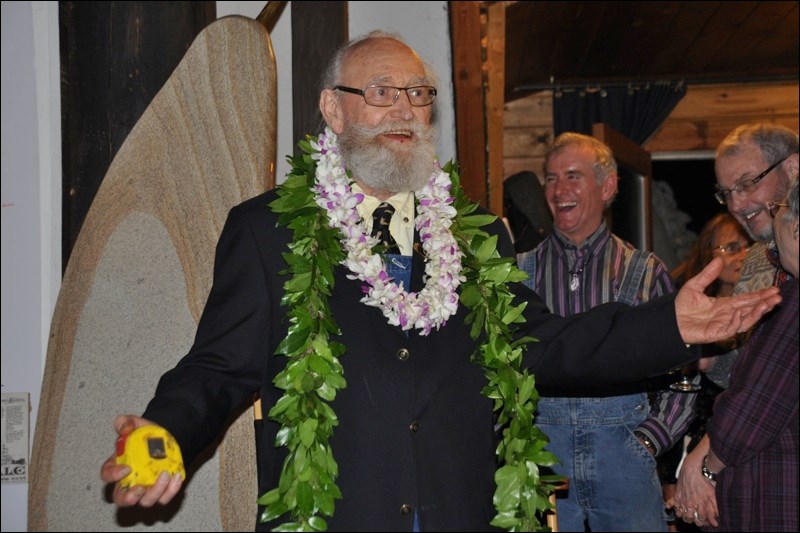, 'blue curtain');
553,81,687,145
